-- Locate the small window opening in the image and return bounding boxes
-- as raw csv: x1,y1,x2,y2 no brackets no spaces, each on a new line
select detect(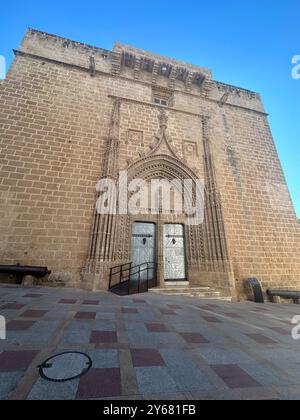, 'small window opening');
154,98,168,107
